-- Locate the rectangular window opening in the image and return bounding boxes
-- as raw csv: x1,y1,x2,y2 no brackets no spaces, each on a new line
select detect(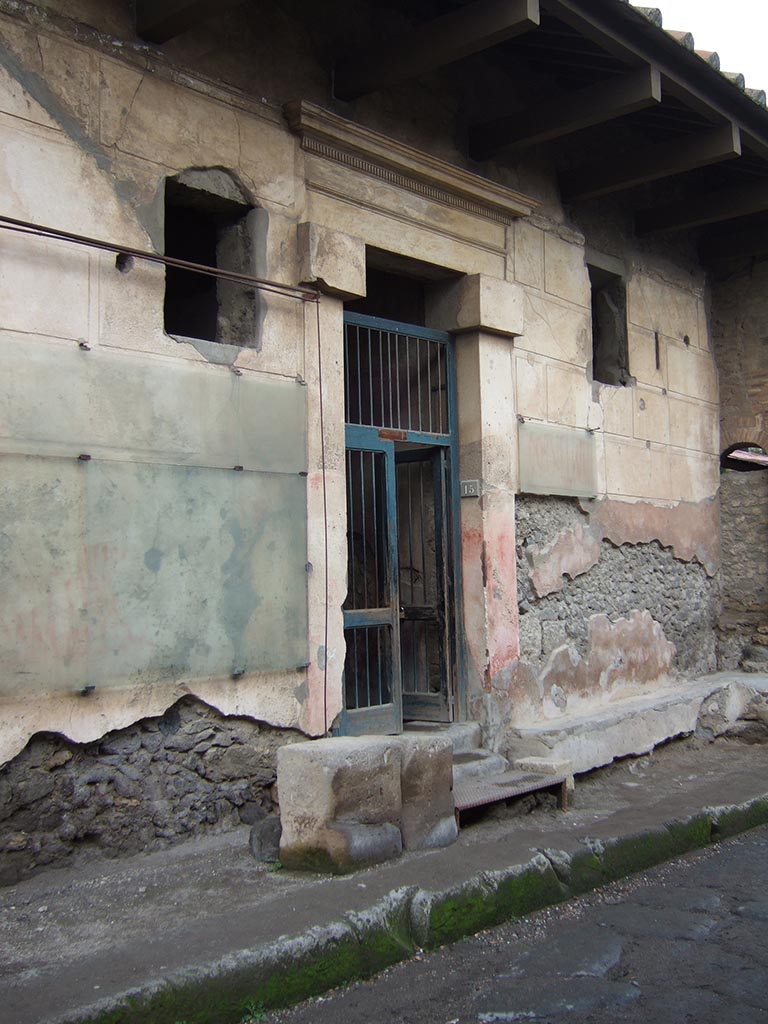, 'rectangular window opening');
588,262,629,386
163,179,256,346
